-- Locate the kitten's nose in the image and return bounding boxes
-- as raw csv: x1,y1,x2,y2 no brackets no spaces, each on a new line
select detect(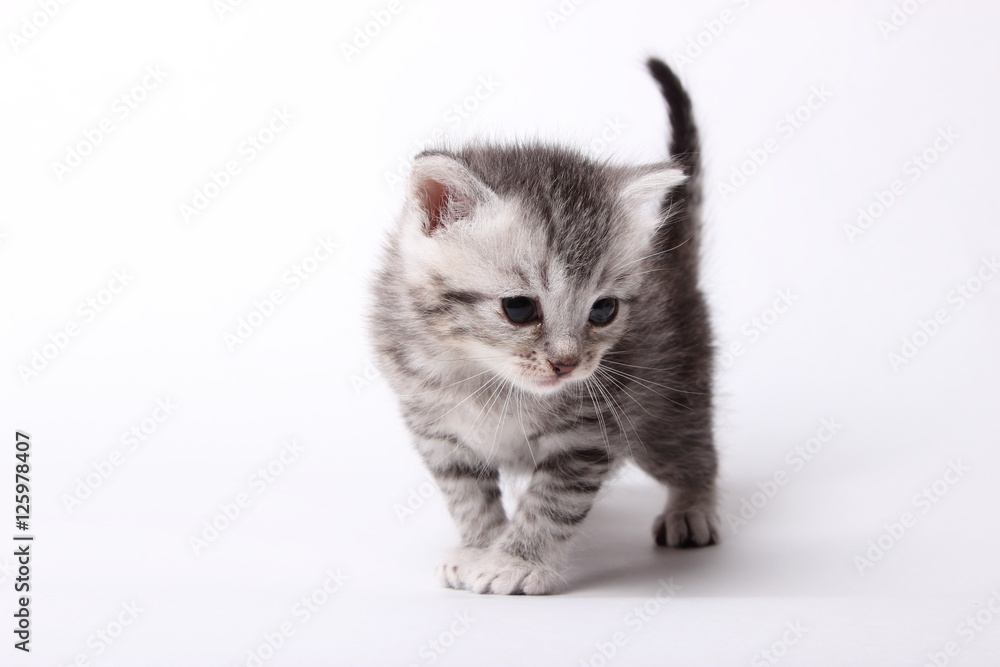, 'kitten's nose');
549,359,579,377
